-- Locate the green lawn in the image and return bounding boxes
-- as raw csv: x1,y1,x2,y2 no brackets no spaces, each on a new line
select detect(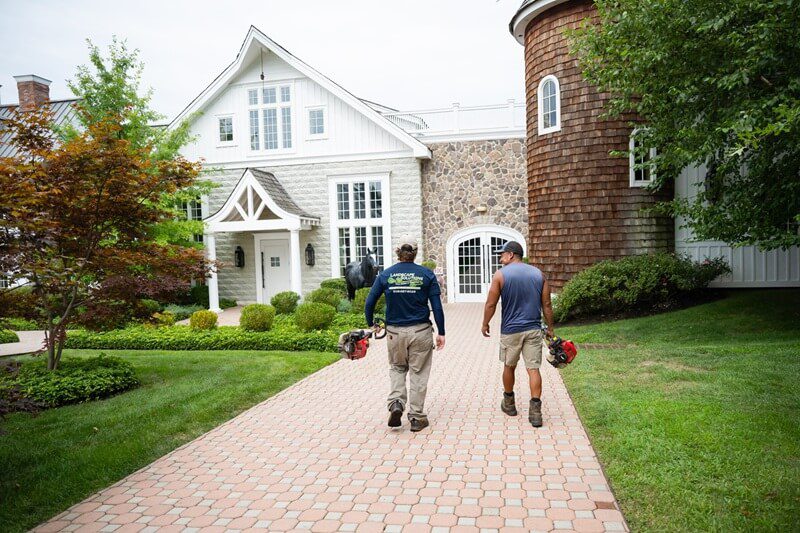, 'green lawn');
558,290,800,532
0,349,338,533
